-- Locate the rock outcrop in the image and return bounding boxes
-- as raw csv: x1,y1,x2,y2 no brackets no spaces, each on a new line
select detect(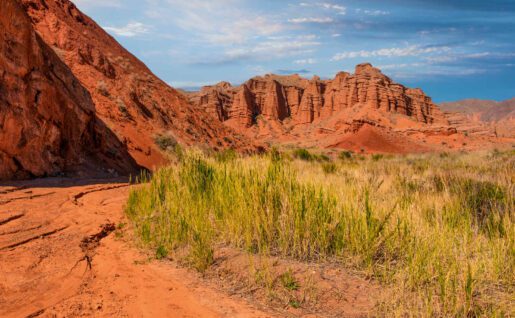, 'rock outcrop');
0,0,139,179
190,63,448,132
19,0,255,171
189,65,513,153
